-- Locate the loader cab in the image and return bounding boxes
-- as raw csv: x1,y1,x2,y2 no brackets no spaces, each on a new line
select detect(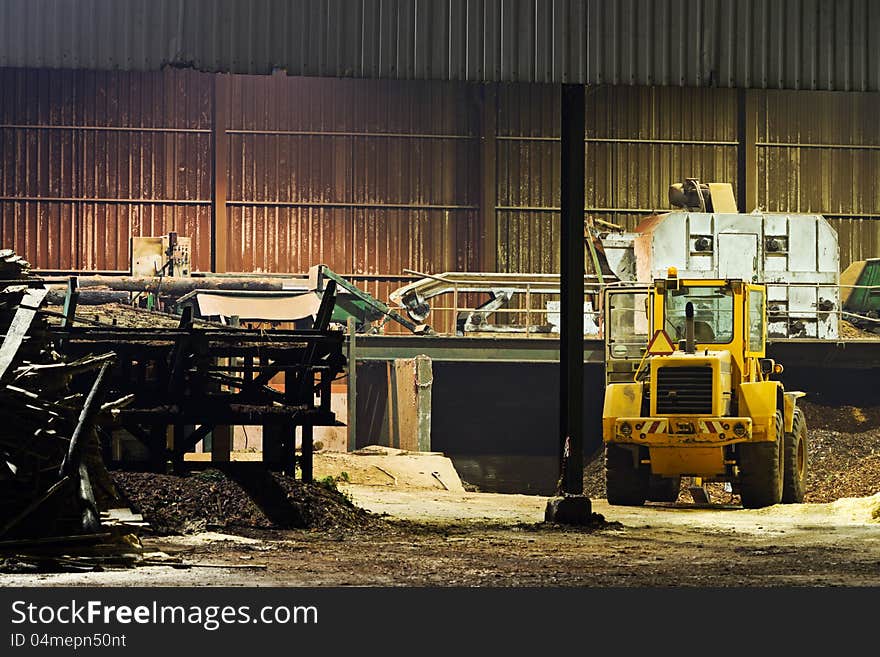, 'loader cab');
651,270,768,382
601,269,806,510
604,271,769,385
